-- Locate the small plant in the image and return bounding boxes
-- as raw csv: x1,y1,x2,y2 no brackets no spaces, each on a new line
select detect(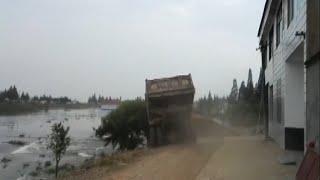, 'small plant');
47,122,71,178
